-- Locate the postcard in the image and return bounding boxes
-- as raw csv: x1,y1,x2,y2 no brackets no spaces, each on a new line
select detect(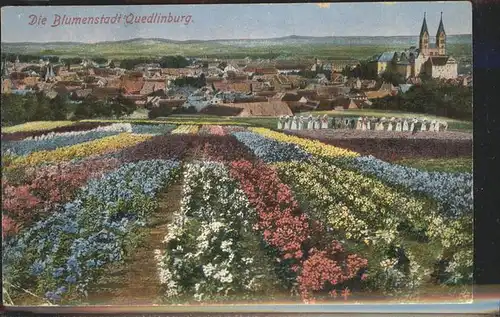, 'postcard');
1,2,473,308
